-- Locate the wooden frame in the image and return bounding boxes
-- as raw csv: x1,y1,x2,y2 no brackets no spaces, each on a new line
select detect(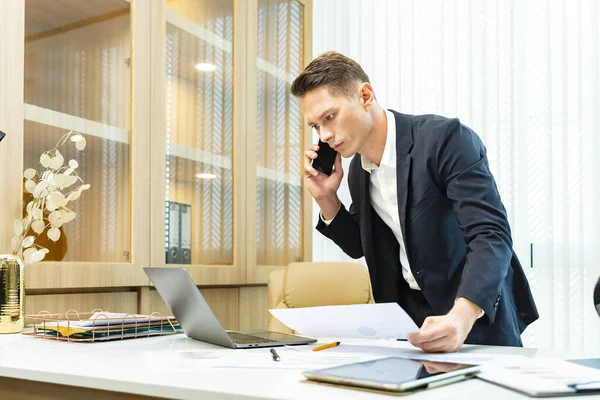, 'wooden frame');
0,2,25,256
245,0,313,284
